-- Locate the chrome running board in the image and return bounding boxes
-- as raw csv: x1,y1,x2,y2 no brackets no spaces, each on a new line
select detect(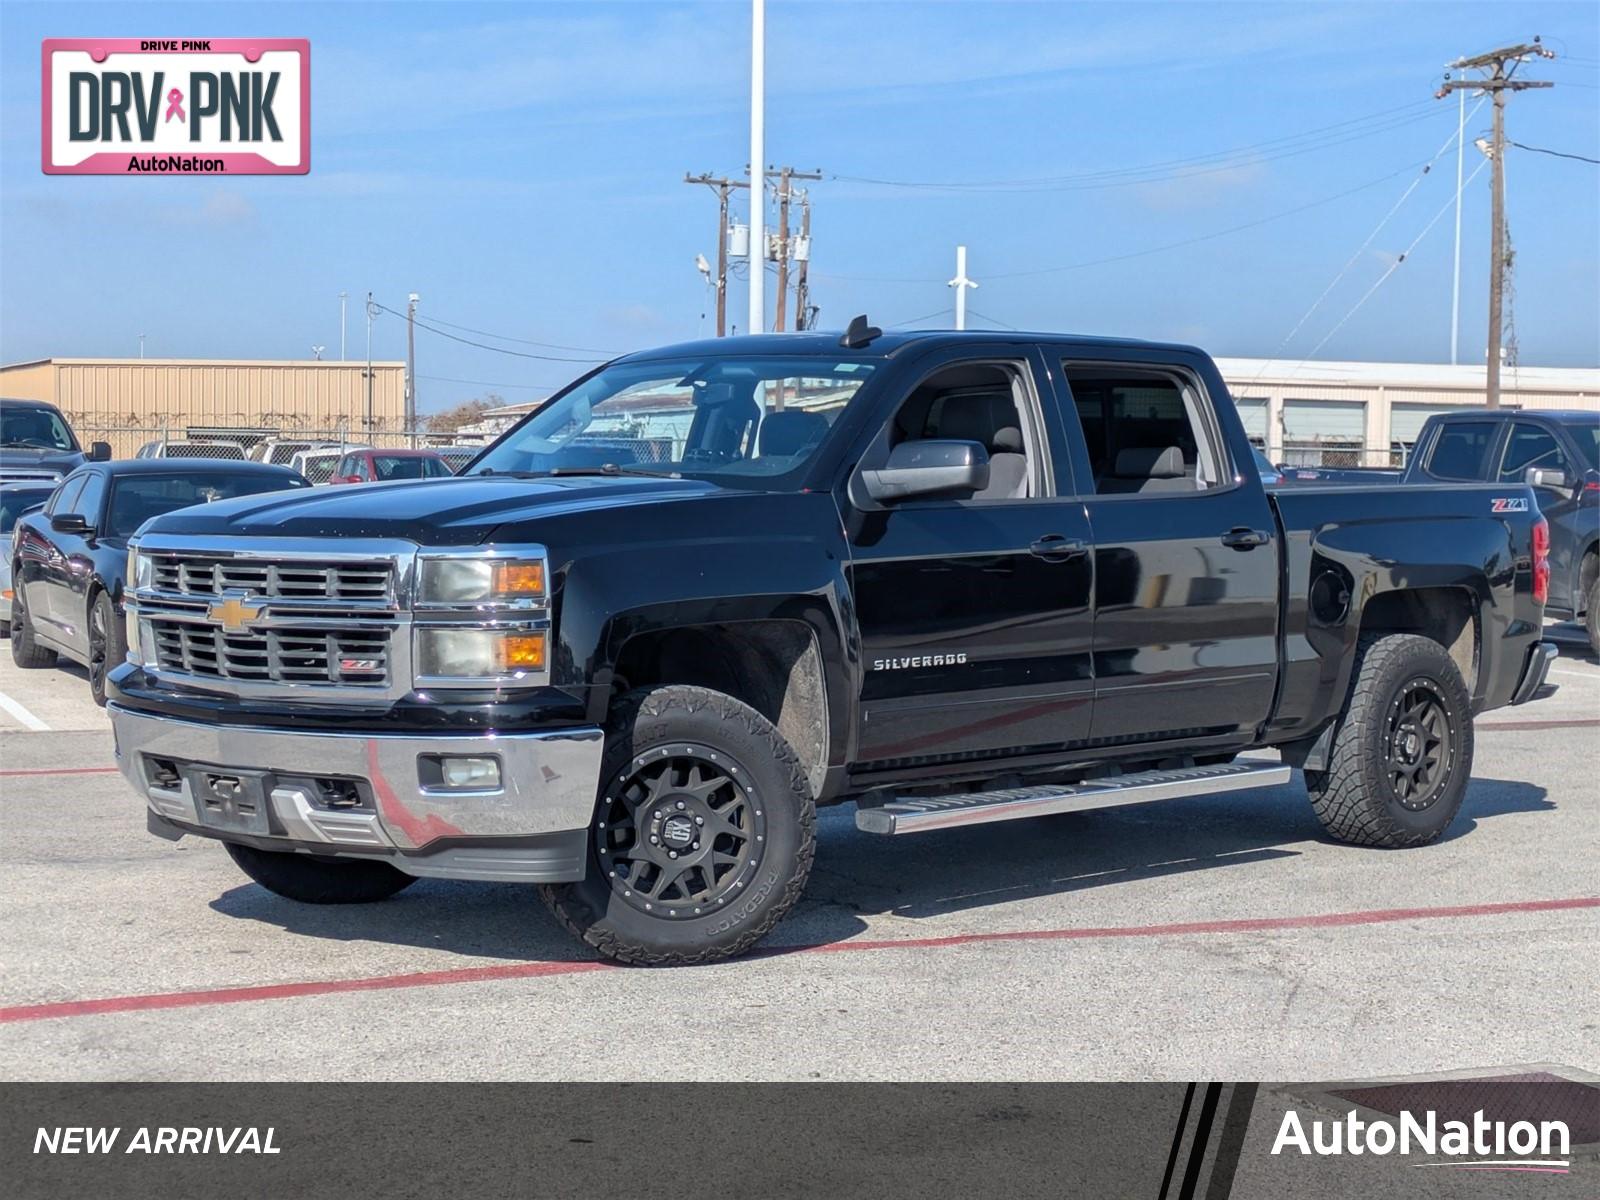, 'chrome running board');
854,761,1292,835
